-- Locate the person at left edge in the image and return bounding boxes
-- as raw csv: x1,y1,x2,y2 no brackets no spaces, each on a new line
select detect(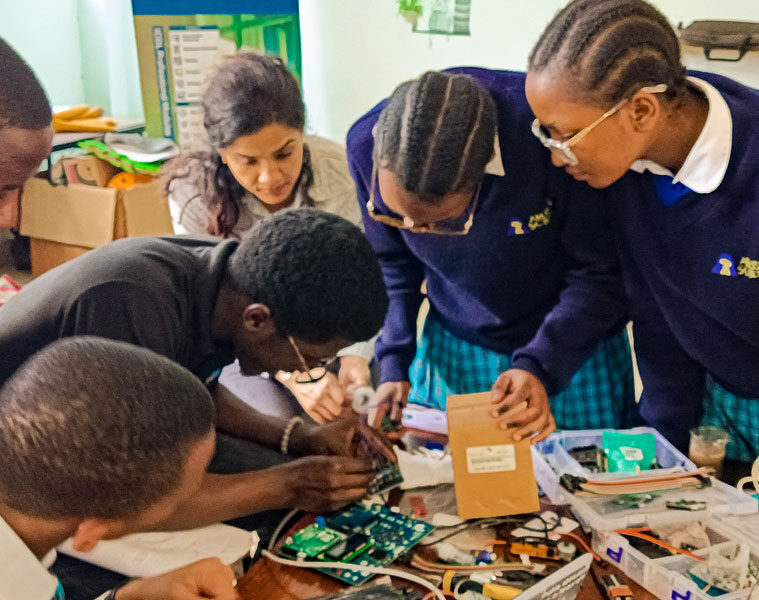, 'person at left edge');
346,68,635,440
0,337,237,600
